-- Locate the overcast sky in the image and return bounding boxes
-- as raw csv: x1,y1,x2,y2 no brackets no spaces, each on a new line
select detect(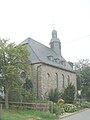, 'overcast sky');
0,0,90,62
